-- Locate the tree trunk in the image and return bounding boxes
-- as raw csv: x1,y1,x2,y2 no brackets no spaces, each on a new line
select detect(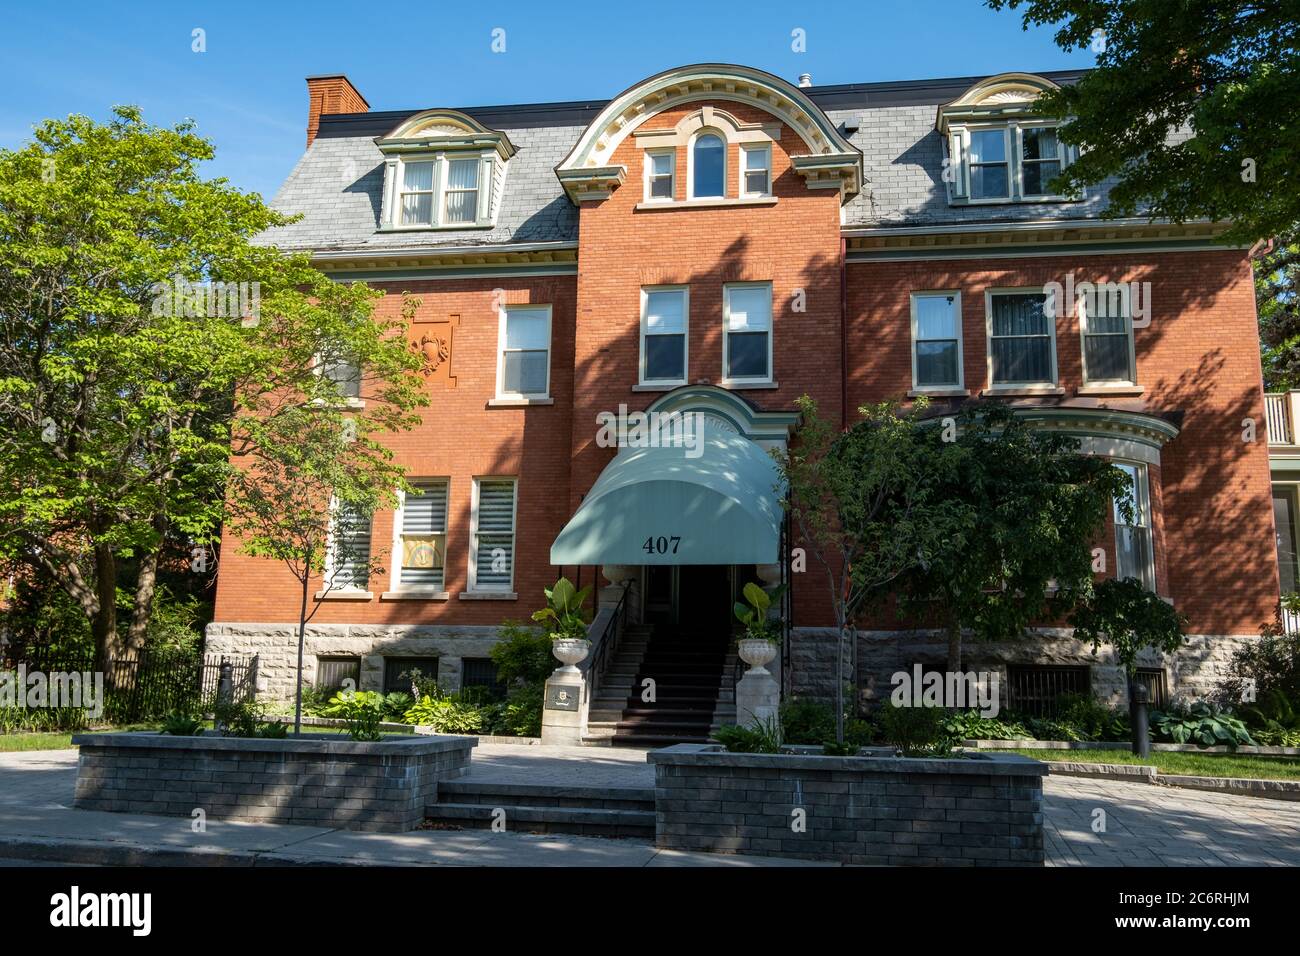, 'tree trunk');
945,616,962,675
835,610,847,745
294,573,309,736
126,548,160,654
92,544,122,685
